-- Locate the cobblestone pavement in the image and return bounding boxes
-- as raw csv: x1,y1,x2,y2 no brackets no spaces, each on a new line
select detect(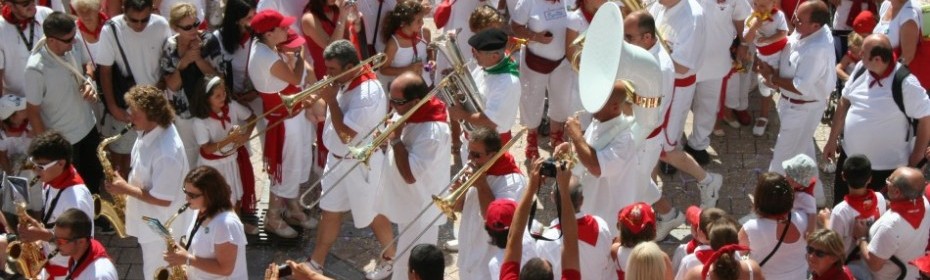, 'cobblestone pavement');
95,88,840,279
